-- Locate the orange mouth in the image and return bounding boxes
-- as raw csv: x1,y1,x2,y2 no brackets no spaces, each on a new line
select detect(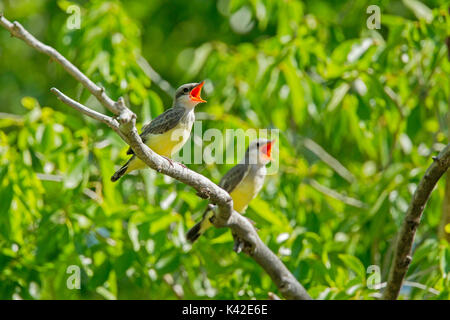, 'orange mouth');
260,140,275,160
190,81,206,103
